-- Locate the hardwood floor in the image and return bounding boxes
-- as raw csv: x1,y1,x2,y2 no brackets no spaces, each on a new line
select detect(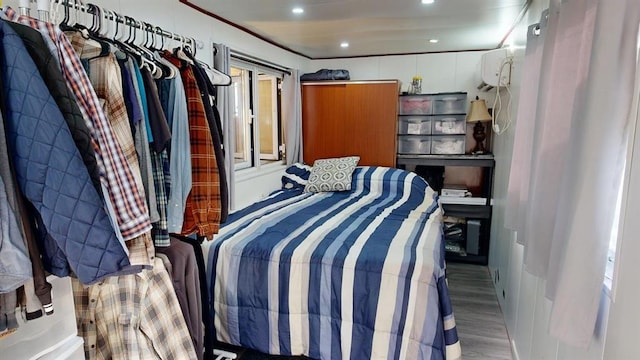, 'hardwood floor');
446,262,513,360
